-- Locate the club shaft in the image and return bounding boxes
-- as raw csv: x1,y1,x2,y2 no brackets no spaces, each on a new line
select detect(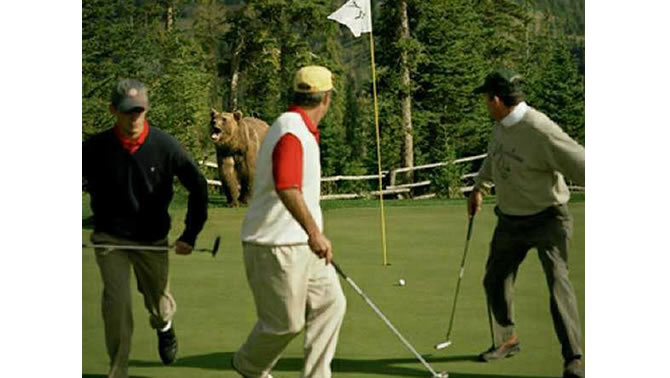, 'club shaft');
82,243,209,253
333,262,440,377
444,270,463,339
444,216,474,340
